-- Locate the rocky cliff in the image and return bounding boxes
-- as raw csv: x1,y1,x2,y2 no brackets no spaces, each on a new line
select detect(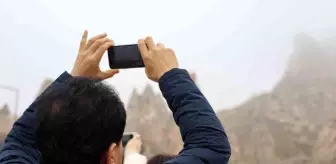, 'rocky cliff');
218,33,336,164
125,85,182,158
